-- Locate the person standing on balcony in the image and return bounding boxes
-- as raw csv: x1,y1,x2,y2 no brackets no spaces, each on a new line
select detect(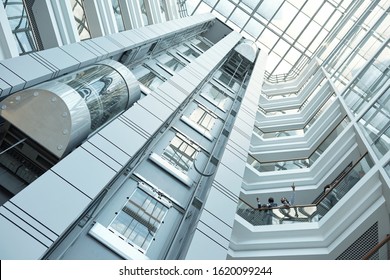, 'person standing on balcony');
281,183,296,207
280,184,298,218
322,184,339,209
265,197,278,225
256,197,262,209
